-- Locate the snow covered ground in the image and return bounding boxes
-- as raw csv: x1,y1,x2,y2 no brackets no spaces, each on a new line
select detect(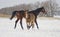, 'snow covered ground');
0,17,60,37
54,15,60,18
